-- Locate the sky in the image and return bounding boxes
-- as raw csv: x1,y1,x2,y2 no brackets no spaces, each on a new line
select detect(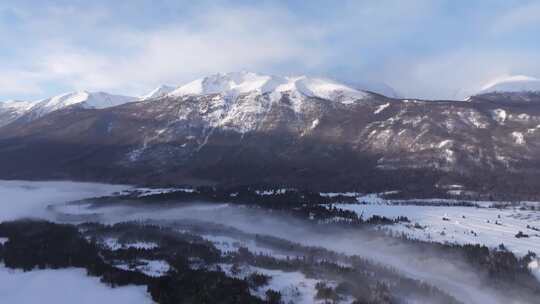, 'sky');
1,0,540,101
